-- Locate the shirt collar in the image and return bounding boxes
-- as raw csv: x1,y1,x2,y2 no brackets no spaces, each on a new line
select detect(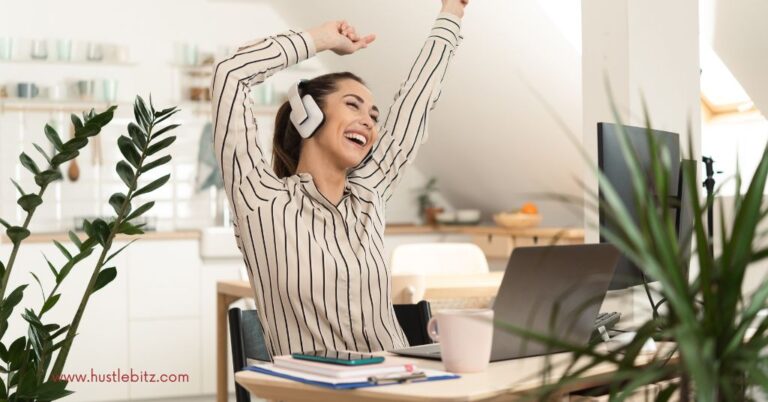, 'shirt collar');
296,172,352,209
